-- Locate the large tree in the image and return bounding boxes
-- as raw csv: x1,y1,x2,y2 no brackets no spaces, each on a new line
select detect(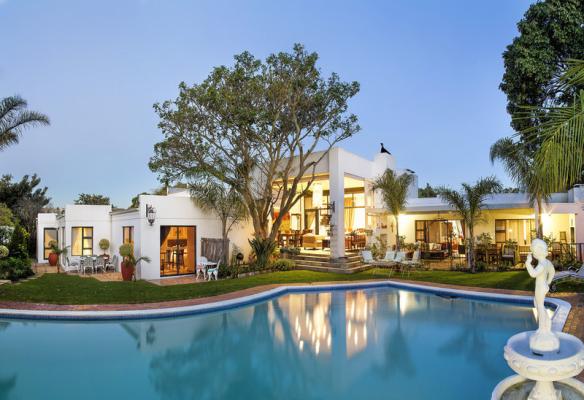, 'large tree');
500,0,584,134
372,169,414,251
0,174,51,255
0,96,49,151
150,44,360,253
438,177,501,273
